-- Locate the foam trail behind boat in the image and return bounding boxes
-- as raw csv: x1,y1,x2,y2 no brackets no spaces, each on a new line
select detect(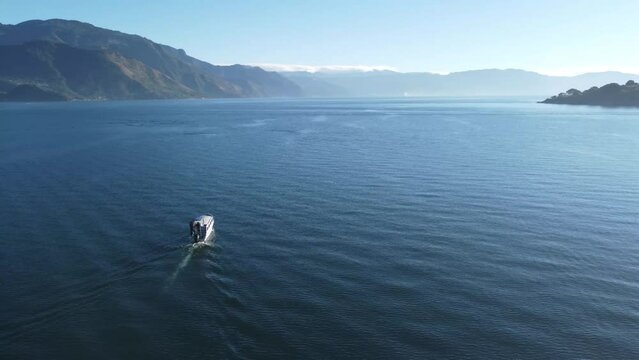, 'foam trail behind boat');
164,246,194,290
163,233,214,290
